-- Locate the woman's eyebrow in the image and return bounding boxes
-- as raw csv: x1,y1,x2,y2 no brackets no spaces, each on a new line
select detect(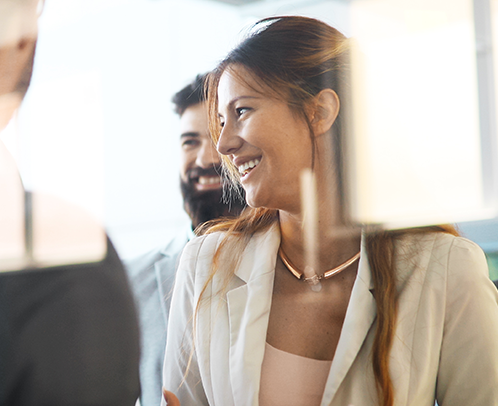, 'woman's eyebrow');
226,95,259,108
